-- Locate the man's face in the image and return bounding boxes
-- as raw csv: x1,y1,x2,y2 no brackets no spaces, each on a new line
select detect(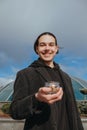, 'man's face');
36,34,59,63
